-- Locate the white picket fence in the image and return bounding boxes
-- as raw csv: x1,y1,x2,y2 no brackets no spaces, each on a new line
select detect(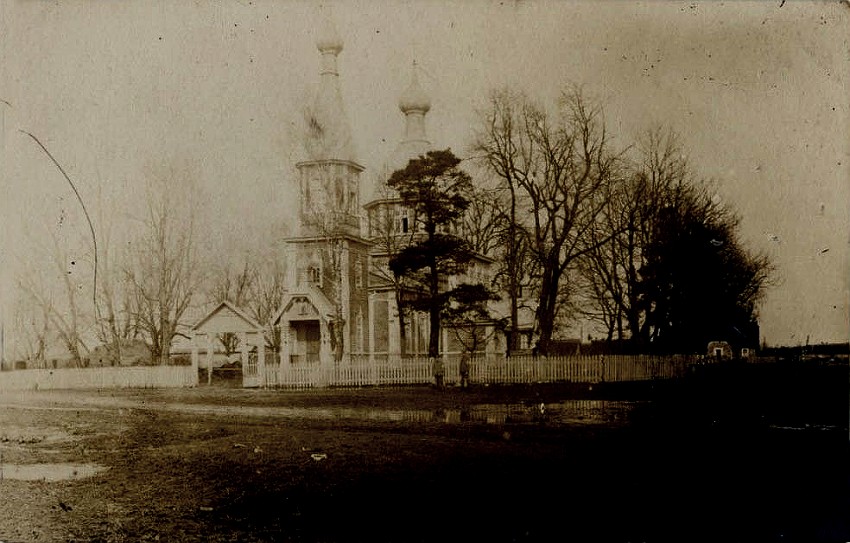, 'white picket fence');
0,355,694,391
266,354,696,389
0,365,197,391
